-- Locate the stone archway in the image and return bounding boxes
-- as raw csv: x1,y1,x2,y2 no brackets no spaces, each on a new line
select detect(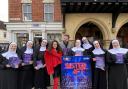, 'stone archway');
73,18,111,47
116,23,128,47
75,22,103,43
74,18,110,40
